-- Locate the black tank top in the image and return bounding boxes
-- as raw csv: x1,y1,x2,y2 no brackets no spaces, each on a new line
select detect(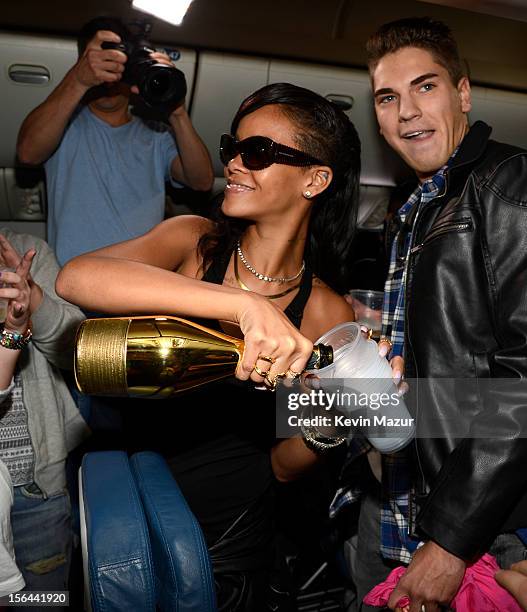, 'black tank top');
132,250,313,545
197,250,313,330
